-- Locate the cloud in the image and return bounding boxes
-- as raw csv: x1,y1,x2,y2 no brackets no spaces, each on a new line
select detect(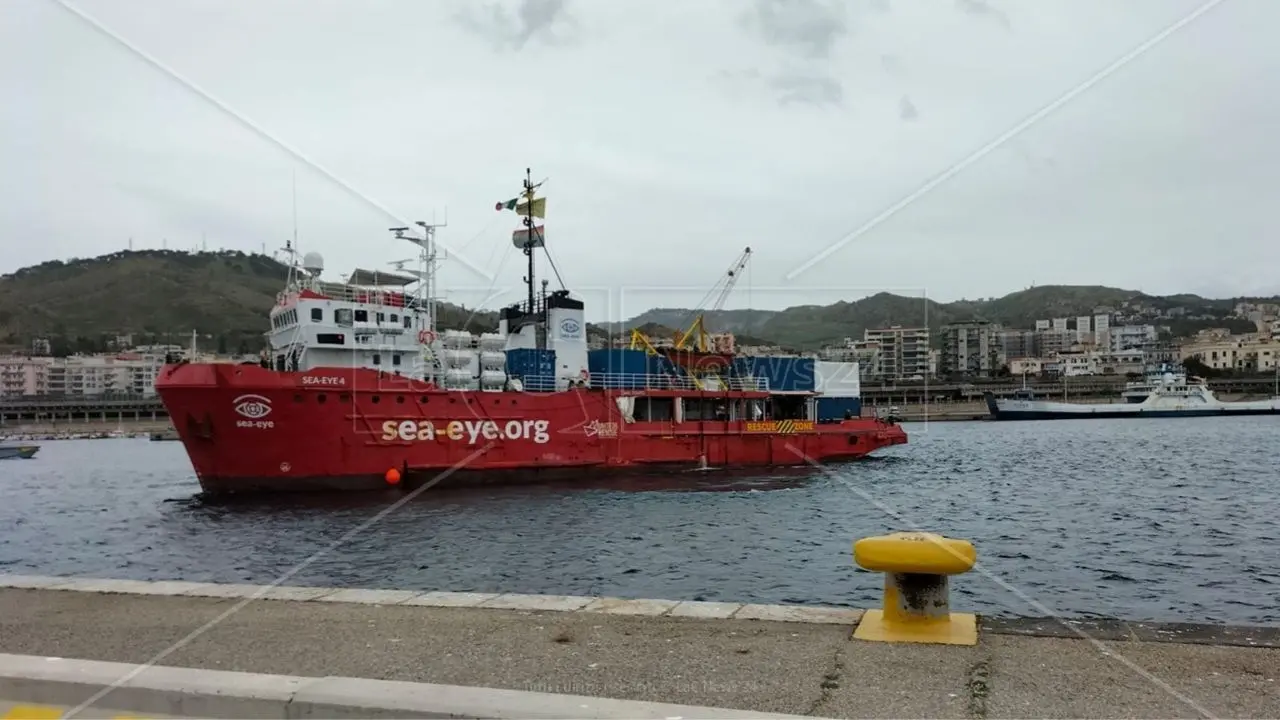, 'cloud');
734,0,853,108
456,0,575,50
898,95,919,120
773,71,844,107
956,0,1012,29
742,0,849,60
